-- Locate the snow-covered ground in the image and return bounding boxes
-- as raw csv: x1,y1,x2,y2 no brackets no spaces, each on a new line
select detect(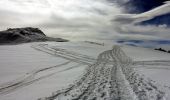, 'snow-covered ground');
0,41,170,100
